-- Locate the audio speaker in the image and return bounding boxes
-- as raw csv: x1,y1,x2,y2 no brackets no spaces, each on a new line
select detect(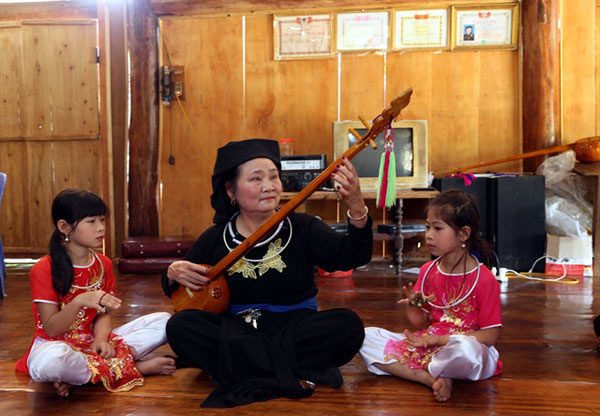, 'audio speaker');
488,175,546,272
